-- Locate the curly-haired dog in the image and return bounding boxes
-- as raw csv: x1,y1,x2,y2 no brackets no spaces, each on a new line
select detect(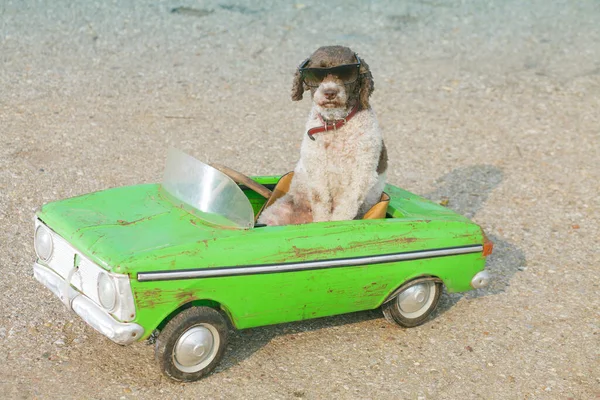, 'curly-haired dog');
258,45,387,225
